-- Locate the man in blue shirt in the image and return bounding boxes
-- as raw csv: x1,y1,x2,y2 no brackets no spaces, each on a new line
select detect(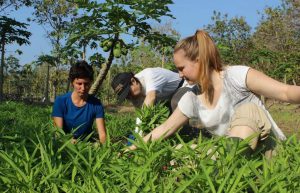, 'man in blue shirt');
52,60,106,144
